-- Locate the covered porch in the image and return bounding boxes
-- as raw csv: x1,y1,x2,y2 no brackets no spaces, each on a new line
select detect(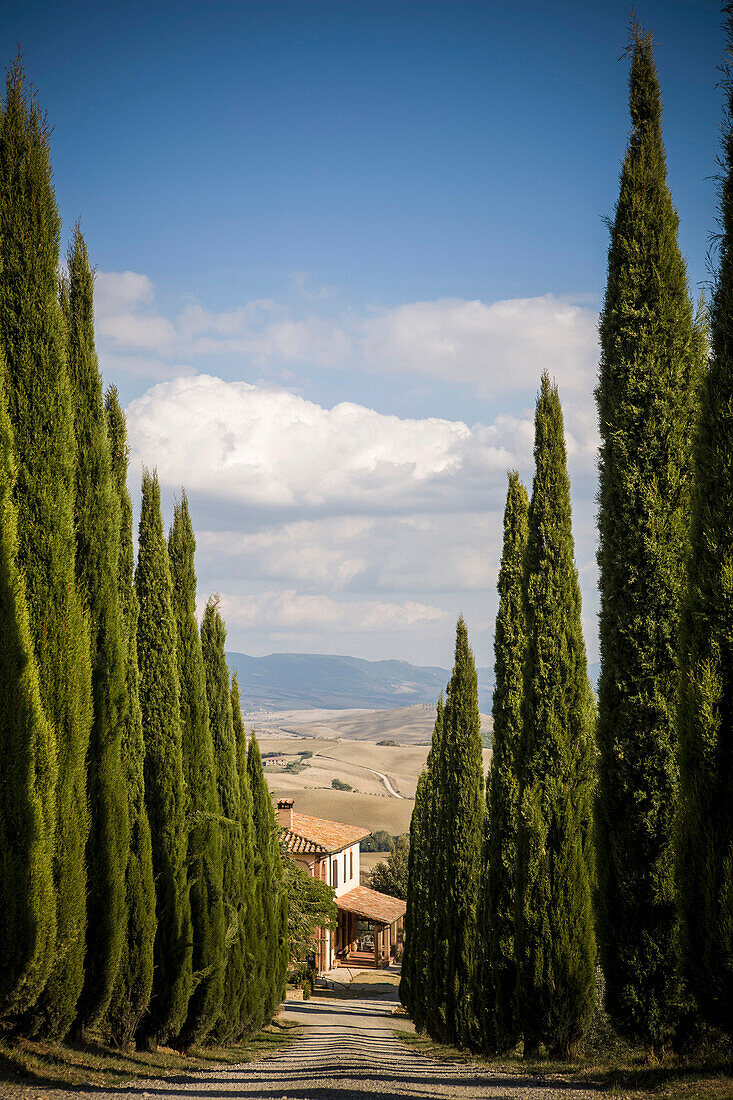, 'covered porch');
333,886,406,970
